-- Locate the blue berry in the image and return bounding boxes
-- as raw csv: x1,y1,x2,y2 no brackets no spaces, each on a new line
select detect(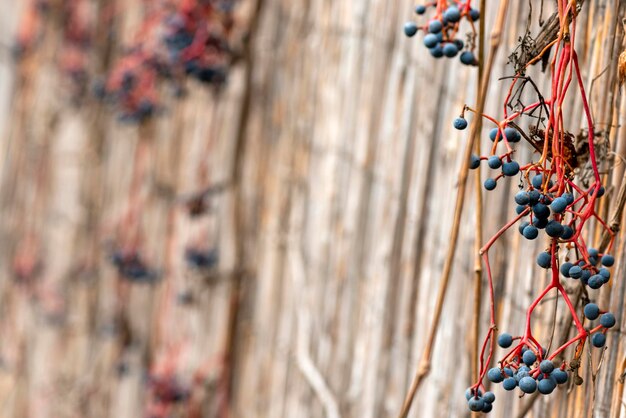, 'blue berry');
482,402,493,413
560,262,573,277
536,252,551,268
545,220,564,237
560,225,574,240
519,376,537,393
483,391,495,404
453,117,468,130
581,269,592,284
460,51,476,65
443,42,459,57
551,369,568,384
516,205,527,214
469,154,481,169
518,221,530,235
537,377,556,394
601,254,615,266
533,203,550,219
588,248,599,258
502,161,520,176
487,367,504,383
504,127,521,143
404,22,418,37
563,192,575,205
515,191,530,205
503,377,517,390
444,7,461,22
588,275,603,289
429,20,443,33
484,178,497,190
429,45,444,58
532,174,544,189
453,39,464,50
504,367,514,377
423,33,439,48
498,333,513,348
488,156,502,169
533,217,548,229
539,360,554,373
591,185,605,197
468,397,485,411
415,4,427,14
584,303,600,320
528,190,541,204
515,370,530,382
523,225,539,240
550,197,568,213
599,267,610,280
465,388,483,400
591,333,606,347
522,350,537,366
469,8,480,20
568,265,582,279
489,128,499,141
600,313,616,328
